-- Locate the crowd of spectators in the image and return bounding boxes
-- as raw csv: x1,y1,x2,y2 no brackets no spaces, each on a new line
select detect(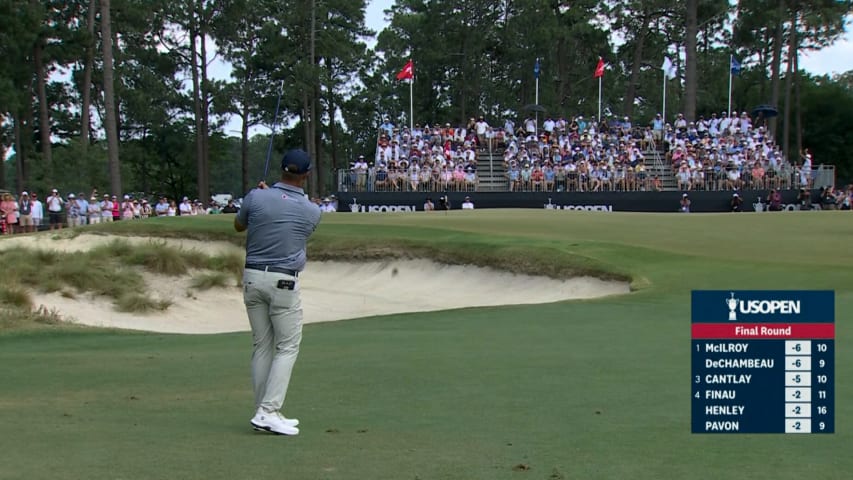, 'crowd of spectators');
339,109,834,194
0,189,240,235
